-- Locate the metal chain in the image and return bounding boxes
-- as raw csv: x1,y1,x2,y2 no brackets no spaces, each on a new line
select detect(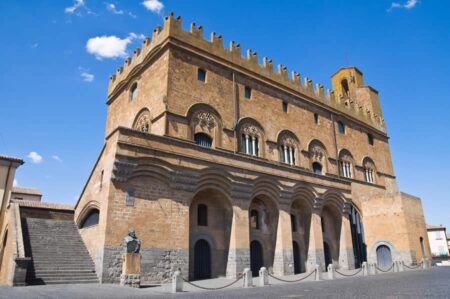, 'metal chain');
402,261,422,270
375,263,394,273
267,269,316,283
181,274,243,291
334,267,363,277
